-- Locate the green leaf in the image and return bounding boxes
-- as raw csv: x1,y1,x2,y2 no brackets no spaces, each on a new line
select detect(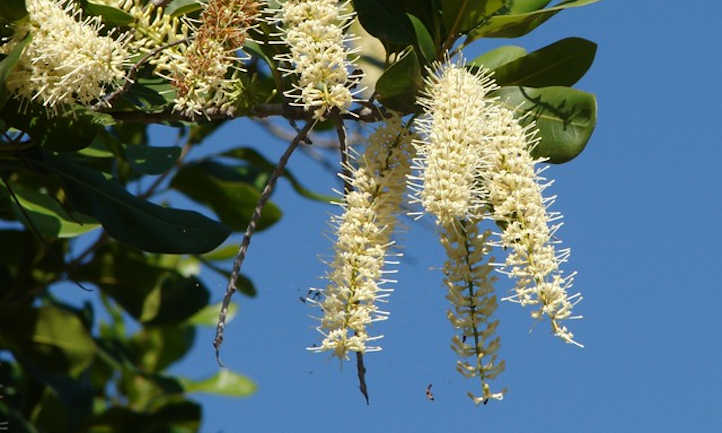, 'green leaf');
352,0,415,47
494,86,597,164
41,156,230,254
221,147,336,203
466,0,601,41
407,13,435,62
200,244,238,261
185,301,239,327
84,1,134,26
120,77,176,112
179,369,256,397
166,0,203,17
490,37,596,87
1,179,100,238
125,145,181,175
74,244,211,324
0,0,26,23
1,306,96,376
442,0,505,34
375,46,423,114
470,45,527,70
130,326,196,372
0,32,30,109
170,161,282,232
508,0,553,13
